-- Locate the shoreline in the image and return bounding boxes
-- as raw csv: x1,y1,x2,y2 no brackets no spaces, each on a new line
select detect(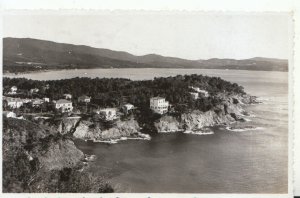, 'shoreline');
3,67,288,77
83,133,151,144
